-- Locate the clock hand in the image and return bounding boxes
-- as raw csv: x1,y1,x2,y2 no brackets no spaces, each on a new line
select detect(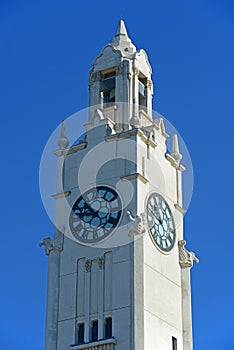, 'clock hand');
78,203,98,218
148,207,163,225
